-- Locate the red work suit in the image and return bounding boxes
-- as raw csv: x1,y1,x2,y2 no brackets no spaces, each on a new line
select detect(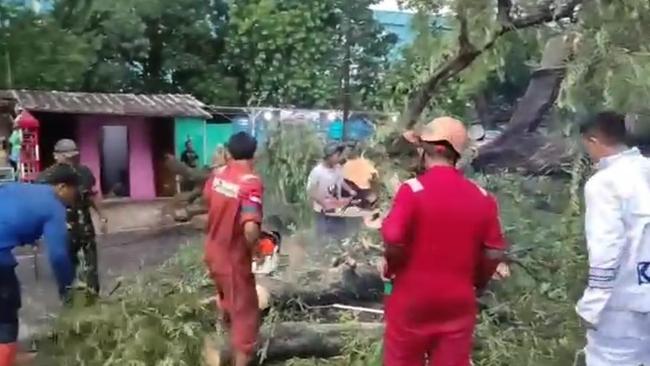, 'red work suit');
381,166,507,366
203,161,263,355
